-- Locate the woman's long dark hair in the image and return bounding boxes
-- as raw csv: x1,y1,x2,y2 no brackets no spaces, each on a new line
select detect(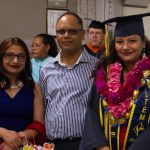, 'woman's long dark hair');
92,35,150,77
0,37,34,89
35,34,58,57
